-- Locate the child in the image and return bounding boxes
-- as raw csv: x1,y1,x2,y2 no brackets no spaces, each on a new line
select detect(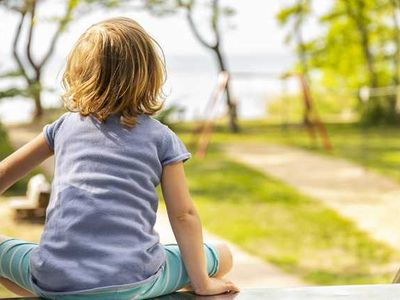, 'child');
0,17,239,299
